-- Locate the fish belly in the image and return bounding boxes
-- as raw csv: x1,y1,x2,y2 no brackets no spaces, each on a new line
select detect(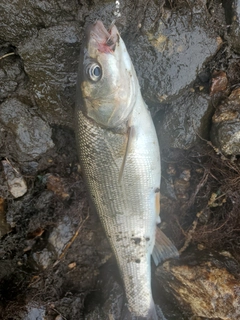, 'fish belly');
75,100,160,317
